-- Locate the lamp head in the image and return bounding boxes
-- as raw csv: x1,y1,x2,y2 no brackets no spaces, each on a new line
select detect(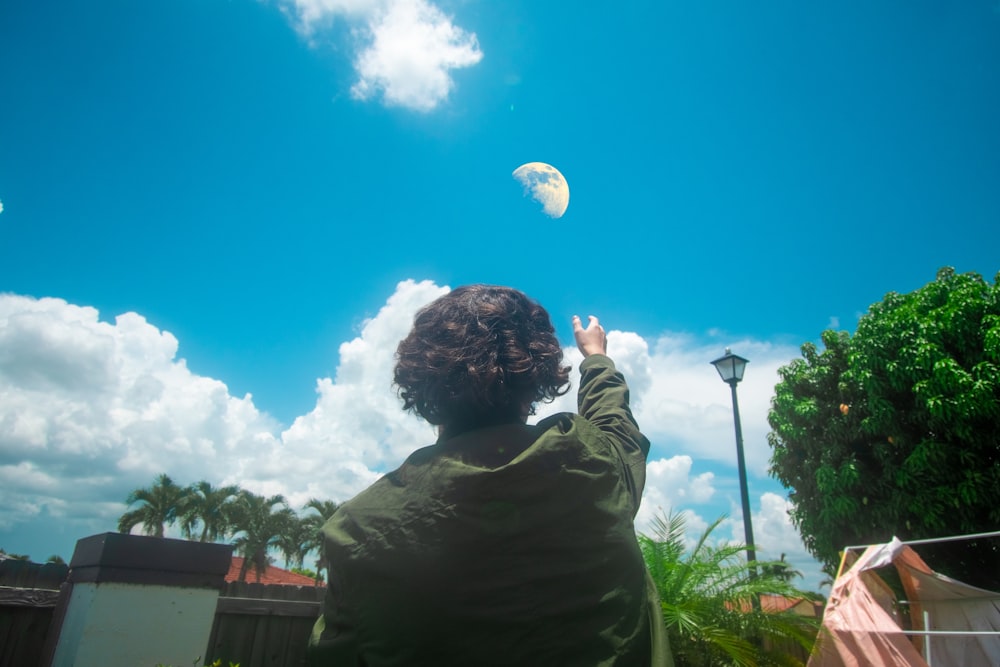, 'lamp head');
710,348,749,385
